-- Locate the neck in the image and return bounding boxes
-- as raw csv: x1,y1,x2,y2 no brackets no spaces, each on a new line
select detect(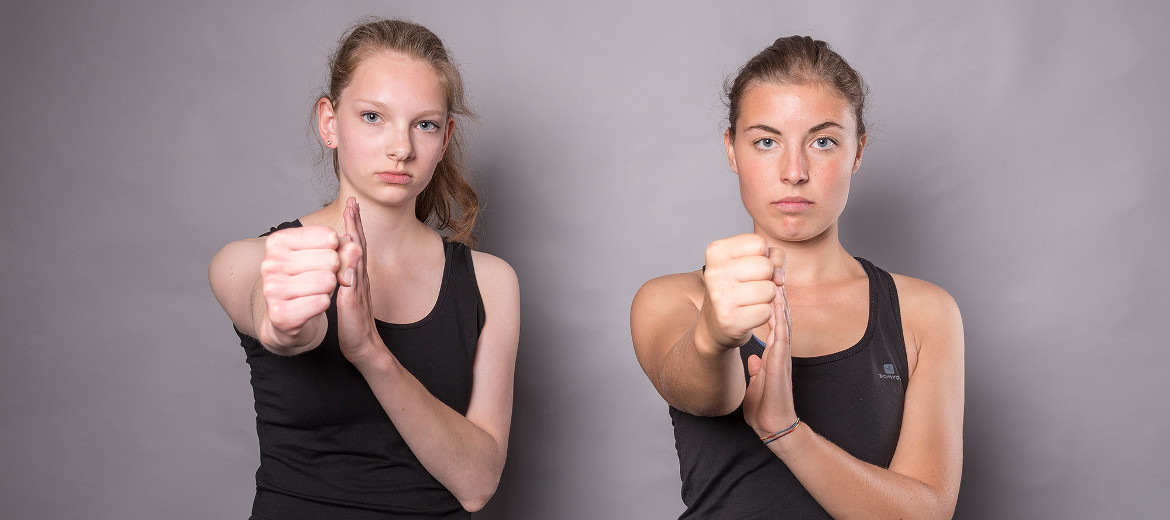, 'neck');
315,189,436,262
753,221,856,286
